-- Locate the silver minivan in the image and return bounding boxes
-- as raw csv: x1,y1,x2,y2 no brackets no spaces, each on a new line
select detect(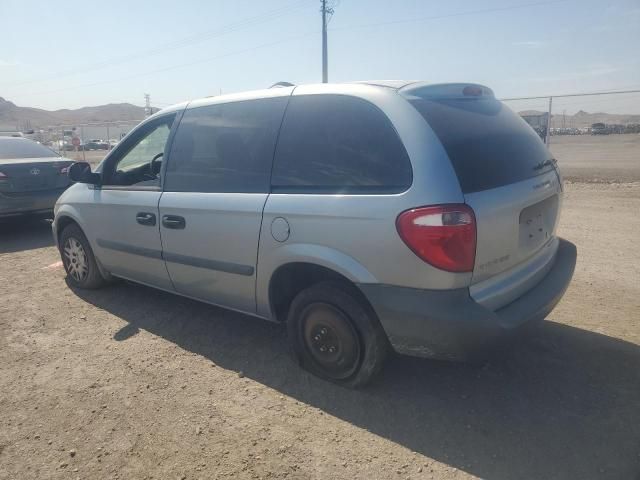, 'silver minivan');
53,81,577,386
